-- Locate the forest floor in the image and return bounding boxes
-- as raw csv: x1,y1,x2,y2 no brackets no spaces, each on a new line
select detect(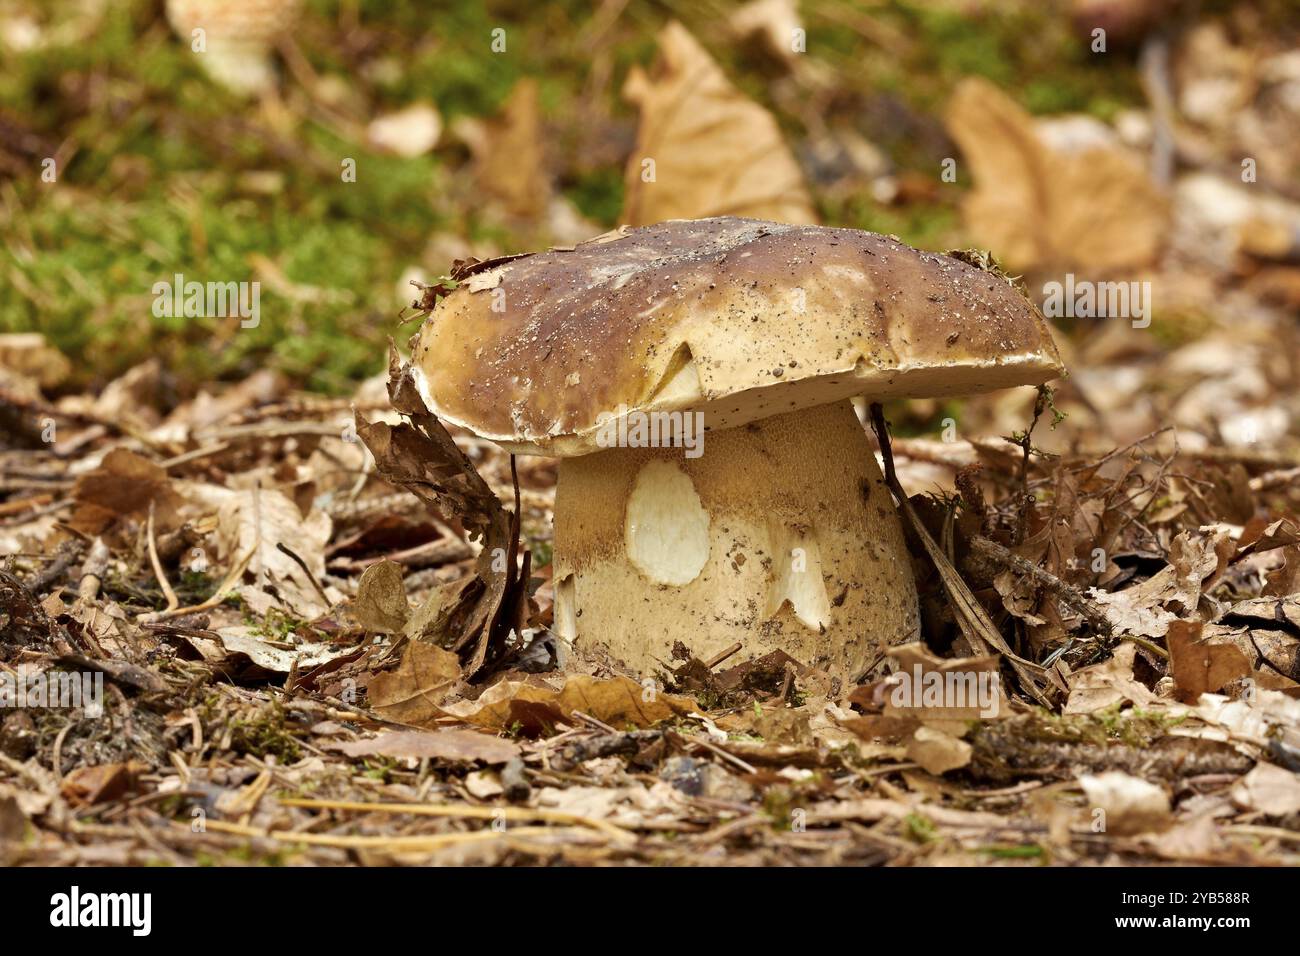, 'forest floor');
3,0,1300,865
